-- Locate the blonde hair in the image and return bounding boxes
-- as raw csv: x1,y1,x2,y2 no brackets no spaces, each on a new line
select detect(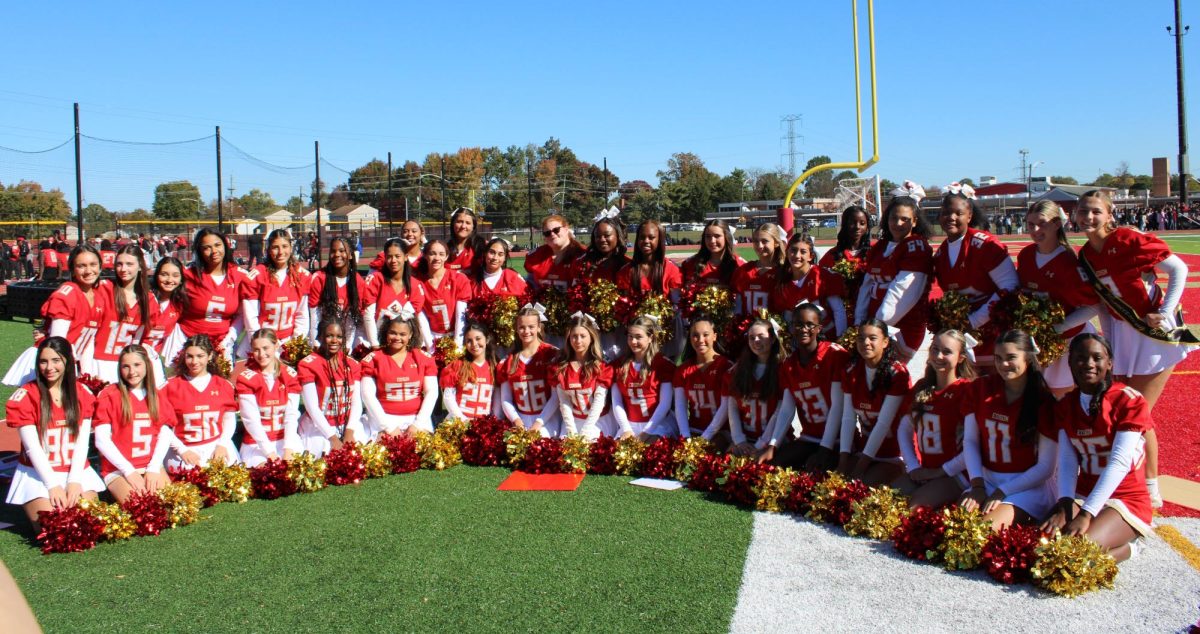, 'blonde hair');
616,316,662,383
754,223,787,268
1026,200,1070,250
117,344,160,426
249,328,282,377
1076,189,1117,230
